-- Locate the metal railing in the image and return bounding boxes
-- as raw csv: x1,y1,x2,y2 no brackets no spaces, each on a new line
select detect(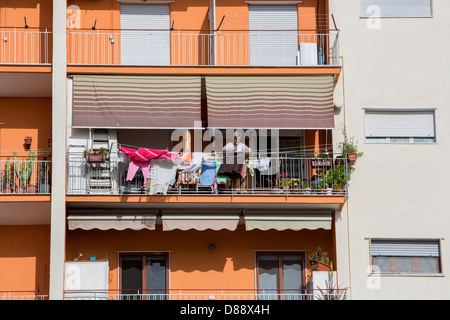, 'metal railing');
0,28,52,64
64,288,347,300
66,152,348,196
0,291,48,300
0,158,51,194
67,29,339,67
